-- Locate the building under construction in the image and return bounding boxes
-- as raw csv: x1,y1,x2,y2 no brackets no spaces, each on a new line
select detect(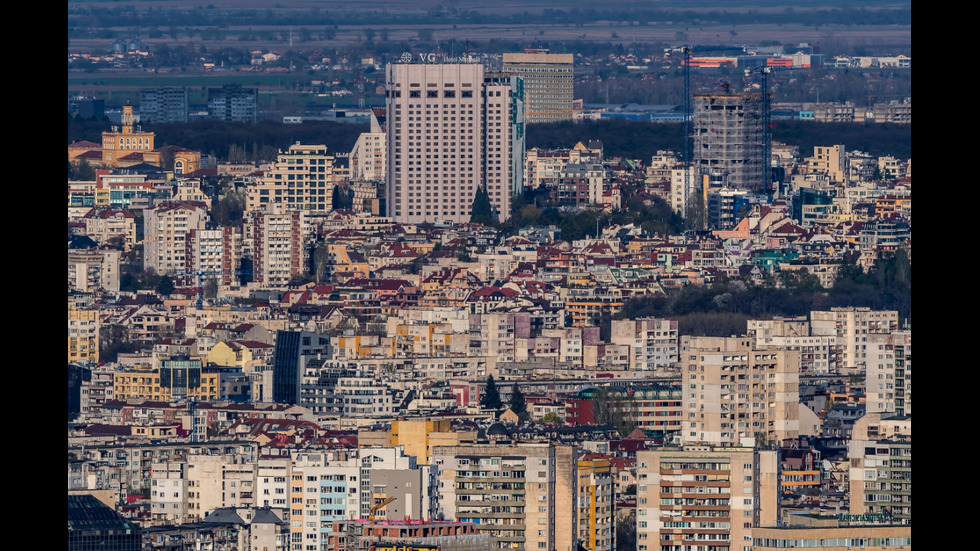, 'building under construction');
692,93,768,192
